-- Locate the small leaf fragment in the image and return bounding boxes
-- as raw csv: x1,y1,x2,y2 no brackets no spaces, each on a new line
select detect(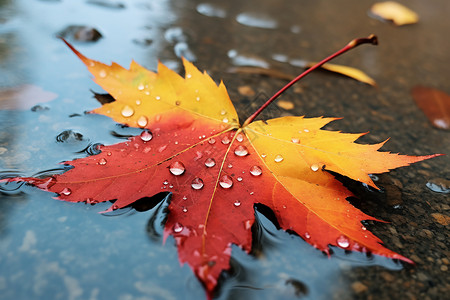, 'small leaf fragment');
412,85,450,130
307,62,376,86
370,1,419,26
